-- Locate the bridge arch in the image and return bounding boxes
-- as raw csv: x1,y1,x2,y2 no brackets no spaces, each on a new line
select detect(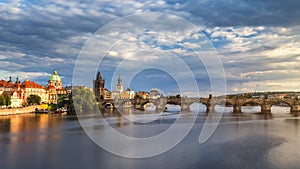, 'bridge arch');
270,100,292,113
166,100,181,106
270,100,292,107
242,99,262,106
144,102,157,111
241,100,262,113
140,100,159,111
102,102,113,109
189,102,207,112
165,104,181,112
213,100,234,113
